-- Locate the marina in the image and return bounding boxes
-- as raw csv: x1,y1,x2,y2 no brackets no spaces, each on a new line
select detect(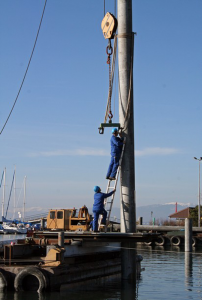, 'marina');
1,0,202,299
